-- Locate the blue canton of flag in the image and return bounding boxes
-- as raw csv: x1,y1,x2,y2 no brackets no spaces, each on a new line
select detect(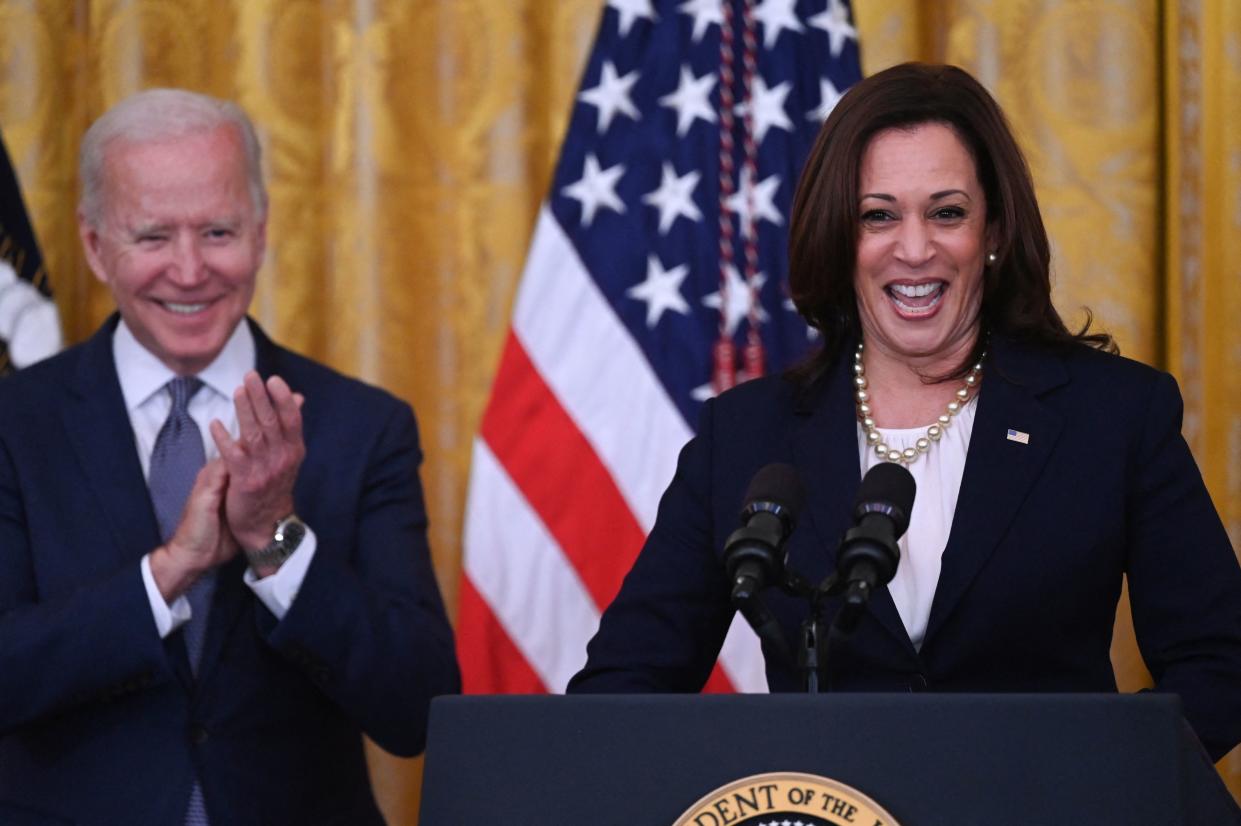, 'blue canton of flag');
553,0,863,424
